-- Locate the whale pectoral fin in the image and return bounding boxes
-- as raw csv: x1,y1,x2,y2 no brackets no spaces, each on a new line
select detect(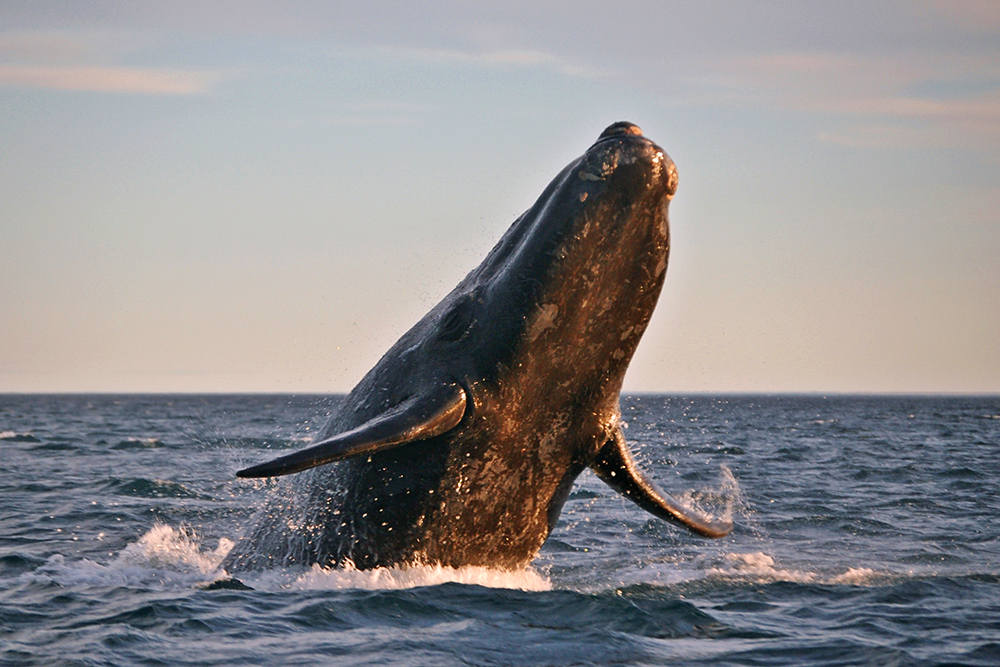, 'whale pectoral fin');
236,382,468,478
590,428,732,538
